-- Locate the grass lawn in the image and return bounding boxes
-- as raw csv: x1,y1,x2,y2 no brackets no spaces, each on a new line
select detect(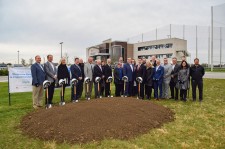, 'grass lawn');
205,68,225,72
0,79,225,149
